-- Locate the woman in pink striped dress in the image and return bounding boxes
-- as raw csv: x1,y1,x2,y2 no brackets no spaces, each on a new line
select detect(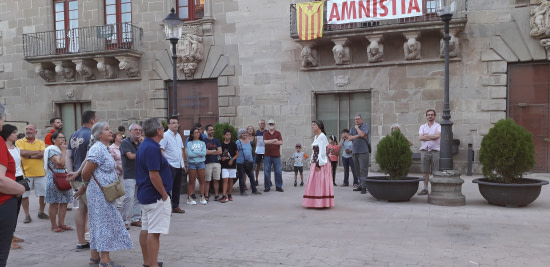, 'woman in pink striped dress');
302,120,334,208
